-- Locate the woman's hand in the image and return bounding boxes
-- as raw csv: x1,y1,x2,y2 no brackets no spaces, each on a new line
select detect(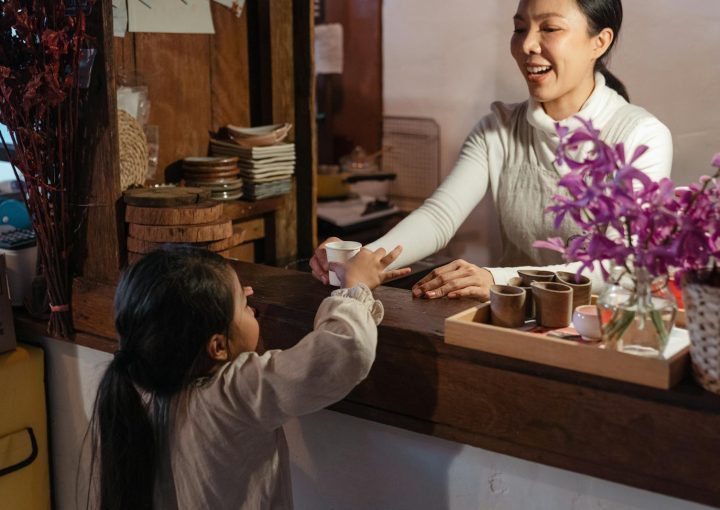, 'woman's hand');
411,259,494,300
310,237,411,286
332,246,409,290
309,237,342,285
